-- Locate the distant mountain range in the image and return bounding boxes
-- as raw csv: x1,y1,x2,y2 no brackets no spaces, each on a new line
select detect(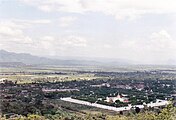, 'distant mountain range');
0,50,130,66
0,50,175,67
